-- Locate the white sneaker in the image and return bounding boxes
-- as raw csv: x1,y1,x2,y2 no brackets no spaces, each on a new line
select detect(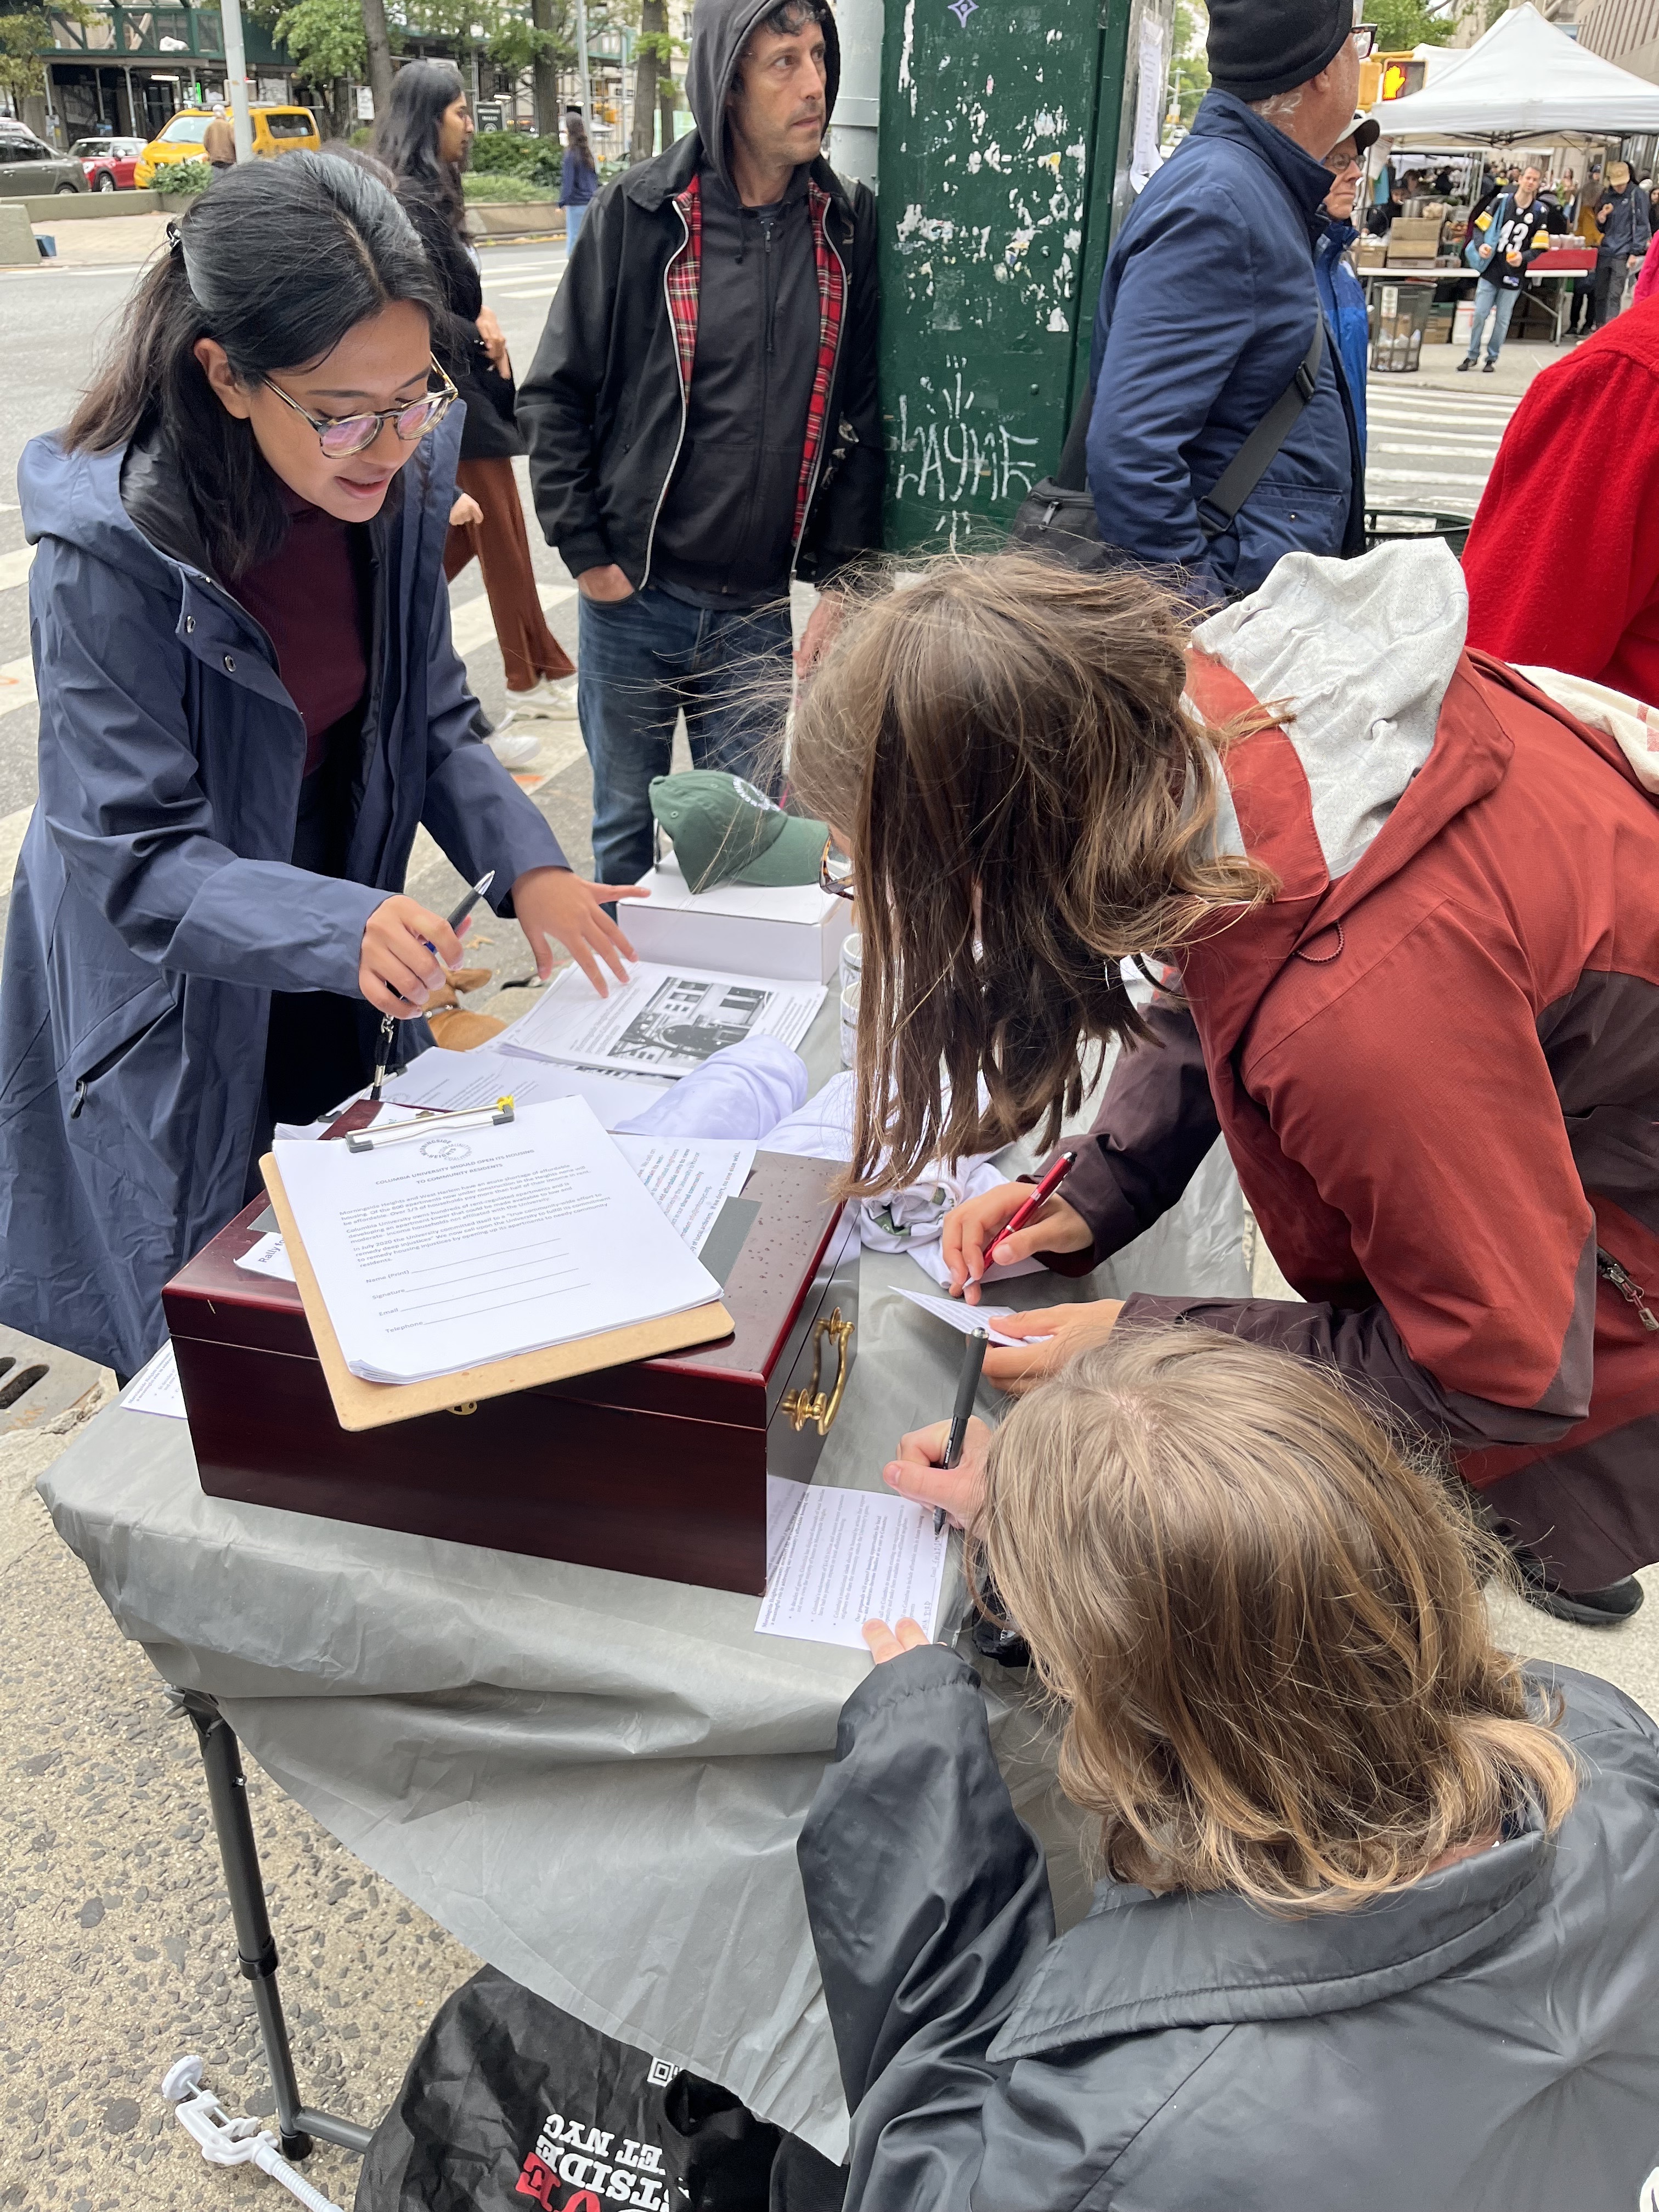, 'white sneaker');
508,675,580,718
487,720,543,769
